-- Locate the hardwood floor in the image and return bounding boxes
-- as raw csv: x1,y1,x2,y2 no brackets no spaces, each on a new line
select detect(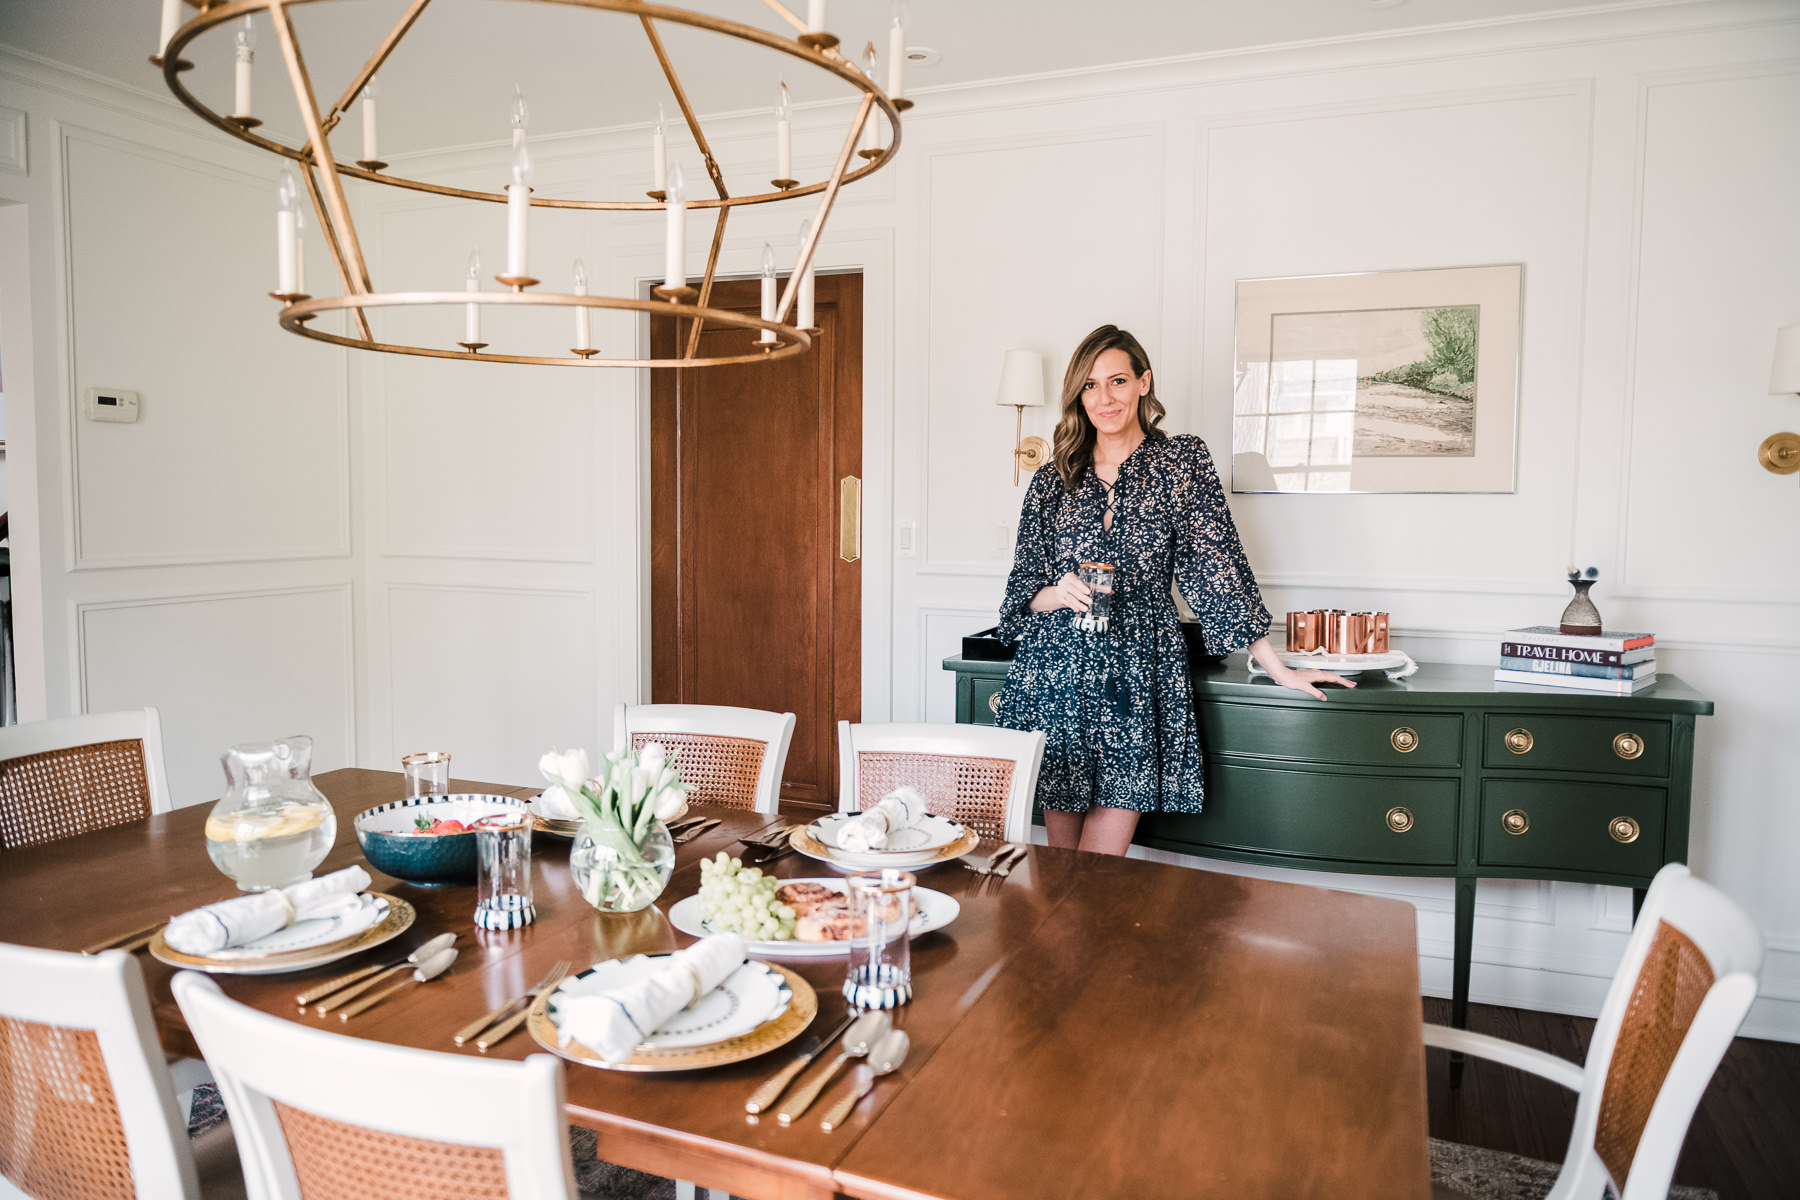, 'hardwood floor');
1423,998,1800,1200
